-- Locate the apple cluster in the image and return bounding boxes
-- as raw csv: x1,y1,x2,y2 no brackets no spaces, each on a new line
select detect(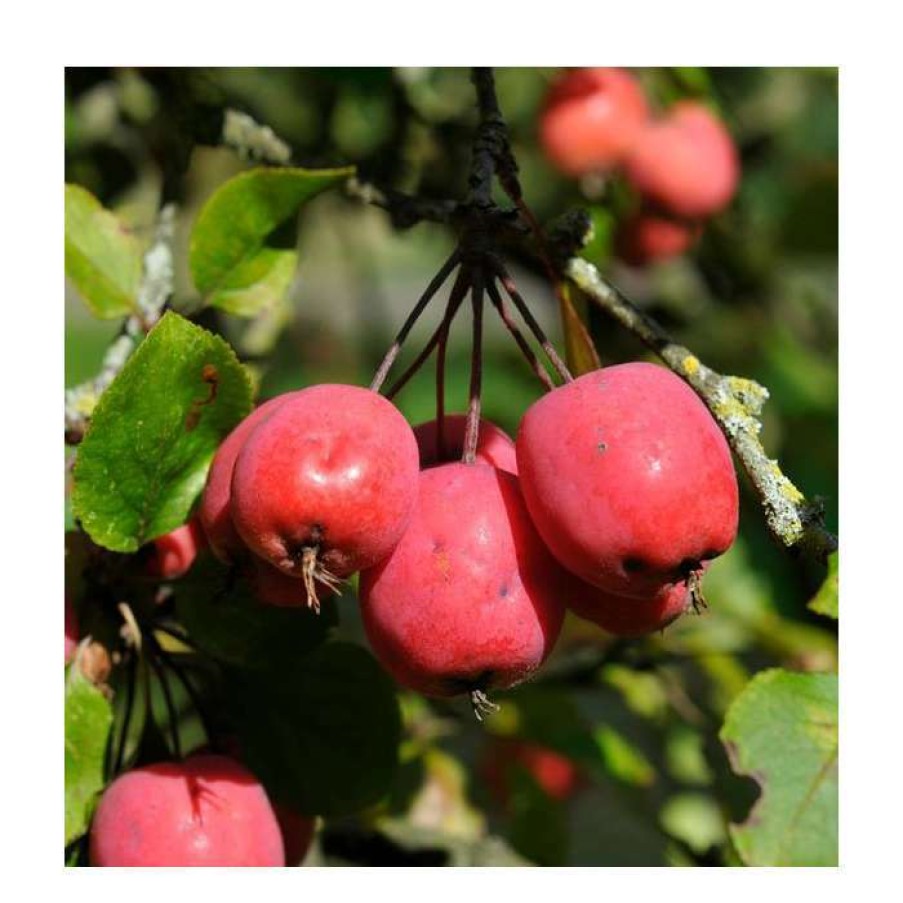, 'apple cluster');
539,67,740,265
188,362,737,699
